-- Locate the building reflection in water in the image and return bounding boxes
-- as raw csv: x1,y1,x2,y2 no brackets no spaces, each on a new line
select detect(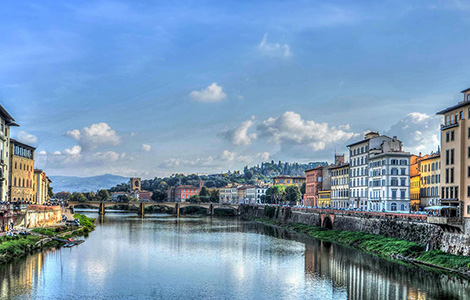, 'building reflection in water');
304,239,470,300
0,250,47,299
